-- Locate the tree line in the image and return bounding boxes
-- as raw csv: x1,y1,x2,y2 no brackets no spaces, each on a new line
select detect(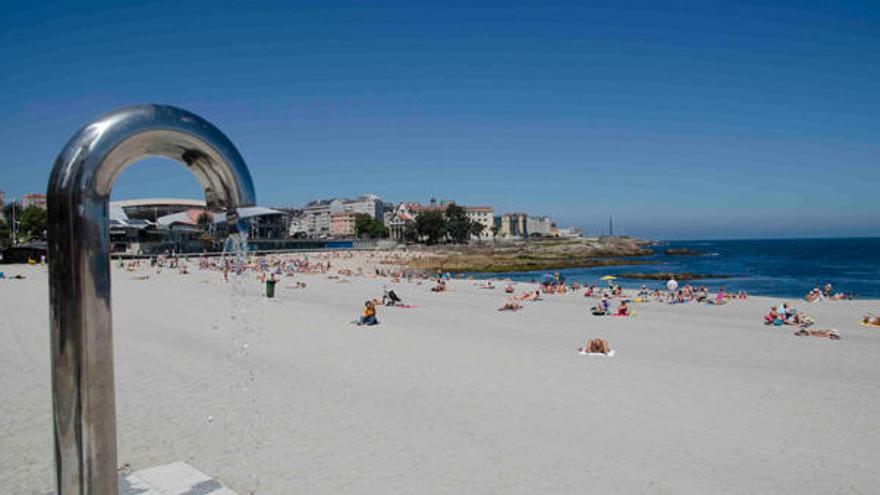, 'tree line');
404,203,484,245
1,203,47,248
